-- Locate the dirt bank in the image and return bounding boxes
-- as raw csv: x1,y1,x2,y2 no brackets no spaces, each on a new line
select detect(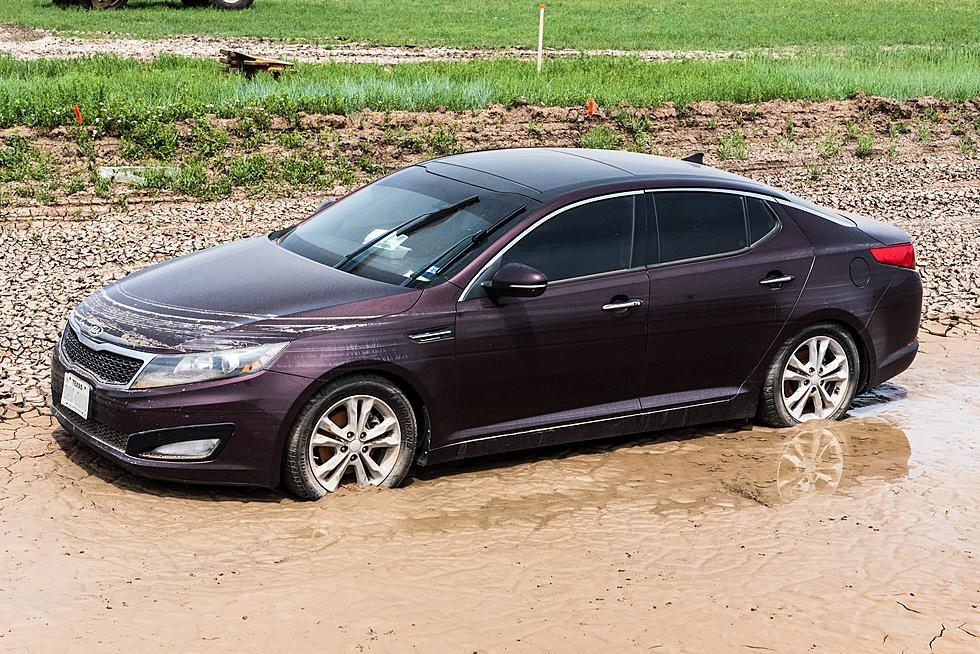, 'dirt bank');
1,333,978,652
3,98,979,410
